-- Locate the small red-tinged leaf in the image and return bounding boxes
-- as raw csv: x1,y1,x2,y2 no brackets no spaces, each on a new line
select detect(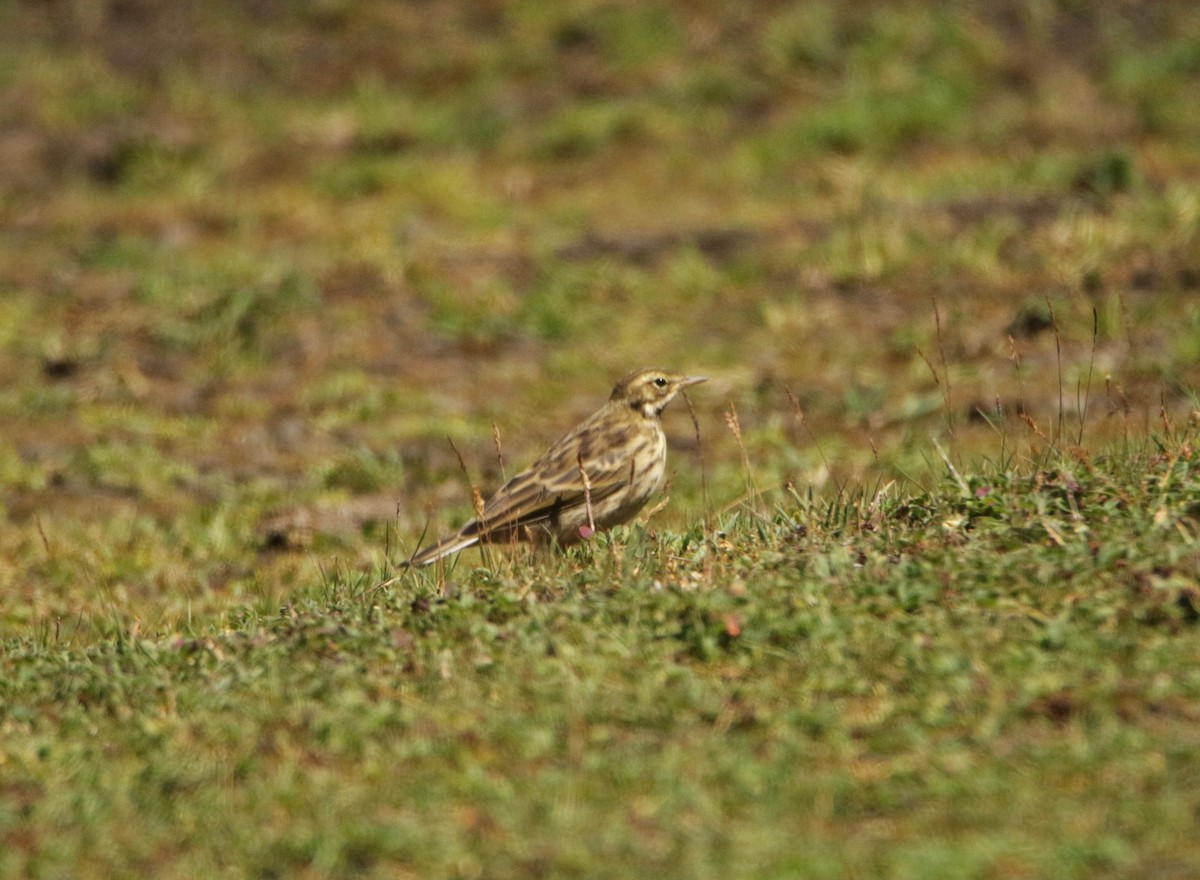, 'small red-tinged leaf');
722,612,742,637
578,525,595,539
